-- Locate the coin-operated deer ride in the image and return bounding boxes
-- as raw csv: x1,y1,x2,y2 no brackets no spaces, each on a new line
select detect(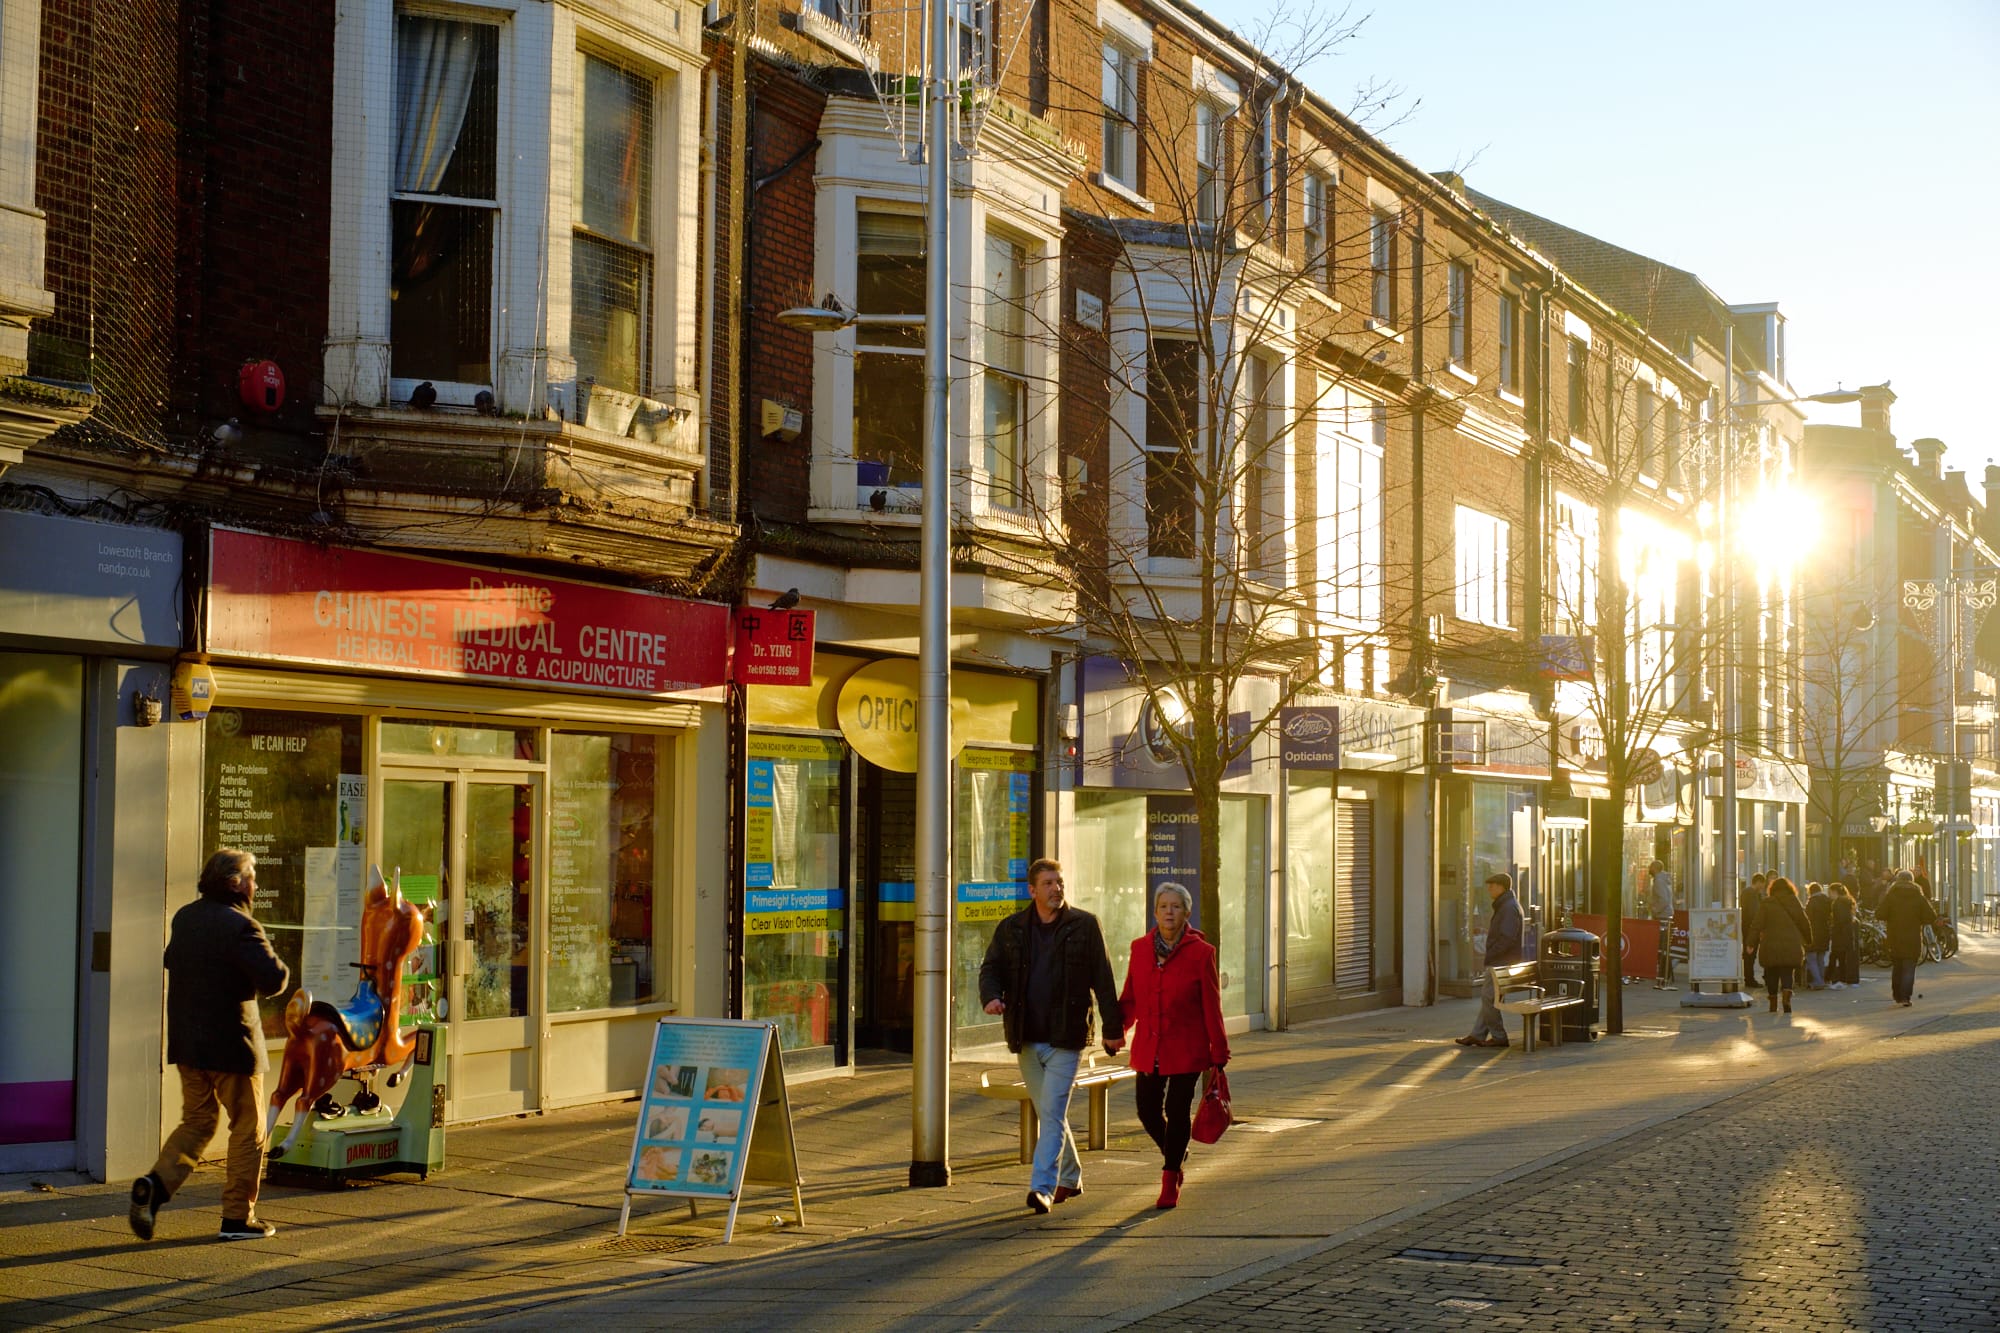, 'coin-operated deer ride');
265,865,446,1184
